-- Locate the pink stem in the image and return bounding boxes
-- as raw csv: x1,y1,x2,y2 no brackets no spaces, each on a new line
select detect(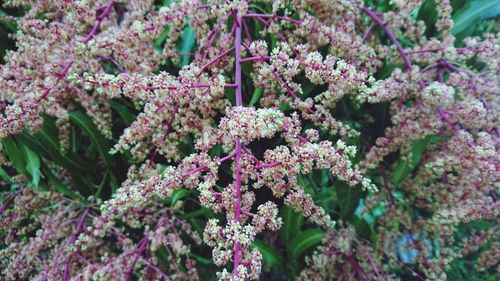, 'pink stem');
407,47,484,55
62,208,89,281
125,237,149,281
199,47,235,72
232,14,244,276
242,146,260,163
144,83,211,91
240,56,271,63
244,13,302,25
362,7,412,70
242,18,252,42
83,0,116,44
0,190,19,215
219,151,236,163
255,162,282,170
438,108,458,132
242,210,255,217
34,61,73,104
148,106,179,166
